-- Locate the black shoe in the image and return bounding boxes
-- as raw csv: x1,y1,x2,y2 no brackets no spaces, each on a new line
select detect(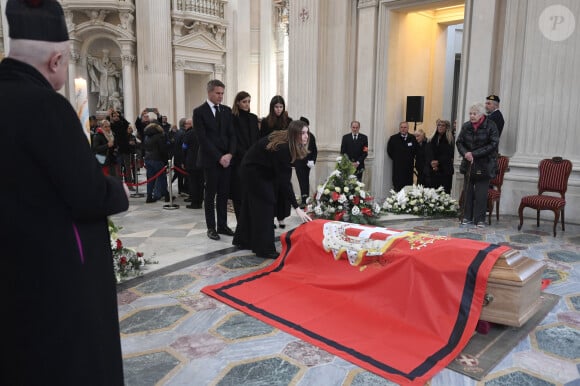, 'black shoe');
186,204,202,209
217,226,235,236
184,197,192,202
273,224,277,229
145,196,157,203
278,223,286,229
256,251,279,259
207,229,220,240
233,243,250,250
164,194,176,203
